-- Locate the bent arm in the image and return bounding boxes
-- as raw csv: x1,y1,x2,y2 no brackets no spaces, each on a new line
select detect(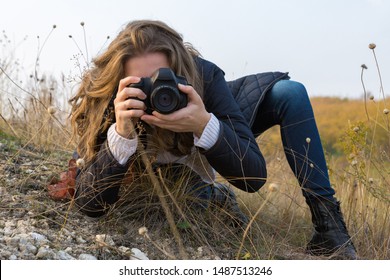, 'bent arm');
74,140,133,217
201,63,267,192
